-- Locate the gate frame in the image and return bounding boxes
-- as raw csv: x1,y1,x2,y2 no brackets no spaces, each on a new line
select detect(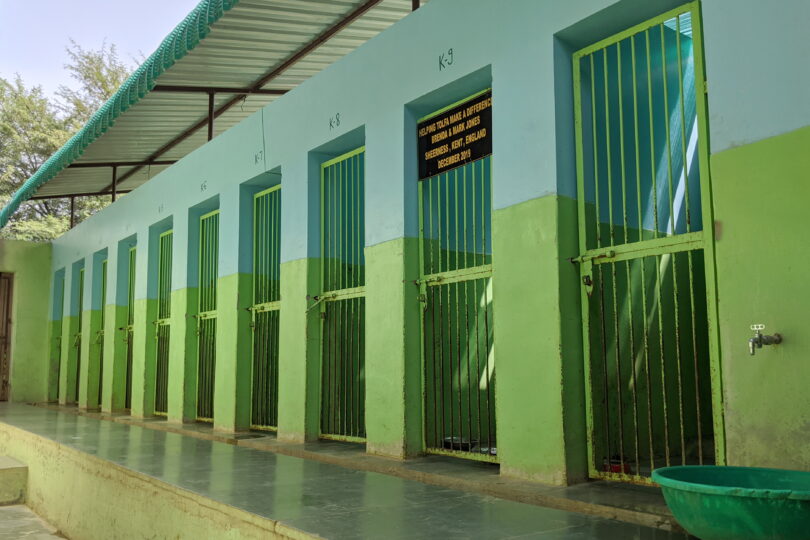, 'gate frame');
123,246,136,410
416,89,497,464
196,209,220,423
572,0,725,483
52,271,65,402
317,146,367,443
154,230,173,416
74,267,85,402
249,184,282,431
95,258,107,408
